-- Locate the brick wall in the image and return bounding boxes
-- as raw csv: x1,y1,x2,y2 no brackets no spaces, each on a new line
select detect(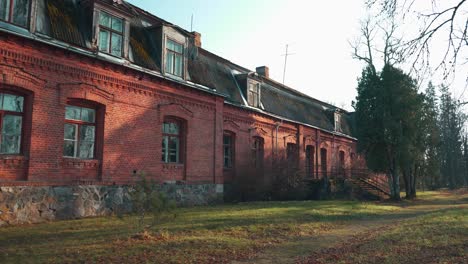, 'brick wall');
0,33,357,187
